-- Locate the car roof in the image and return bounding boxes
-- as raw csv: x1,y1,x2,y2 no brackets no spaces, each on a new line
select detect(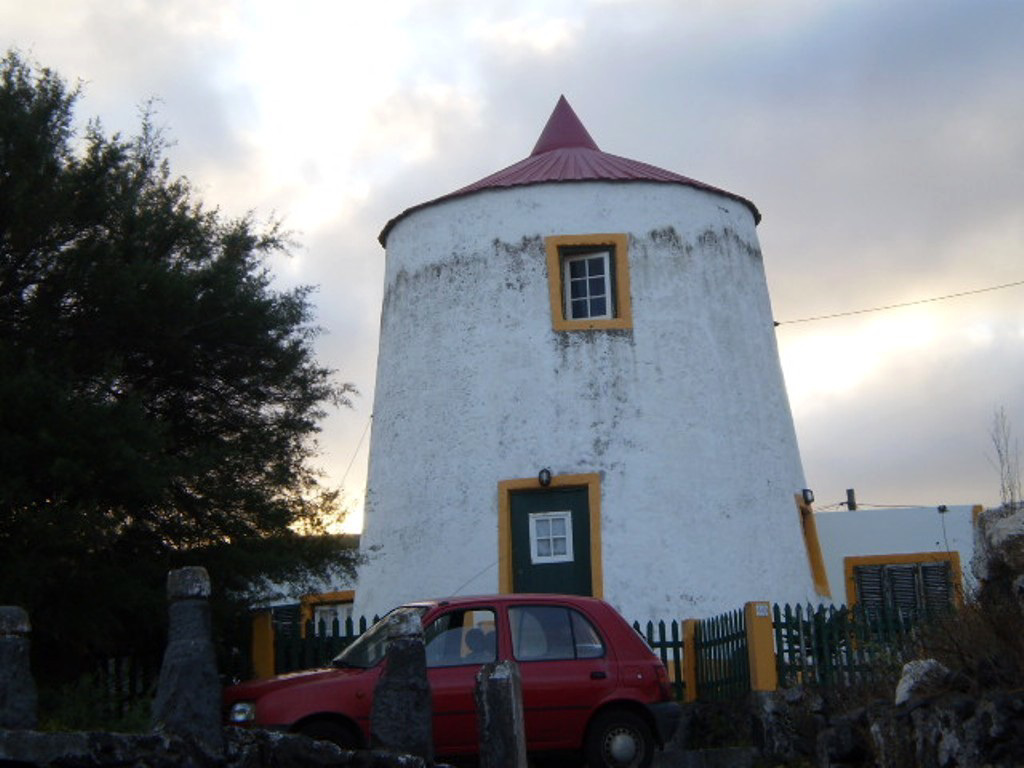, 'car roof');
403,593,610,610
